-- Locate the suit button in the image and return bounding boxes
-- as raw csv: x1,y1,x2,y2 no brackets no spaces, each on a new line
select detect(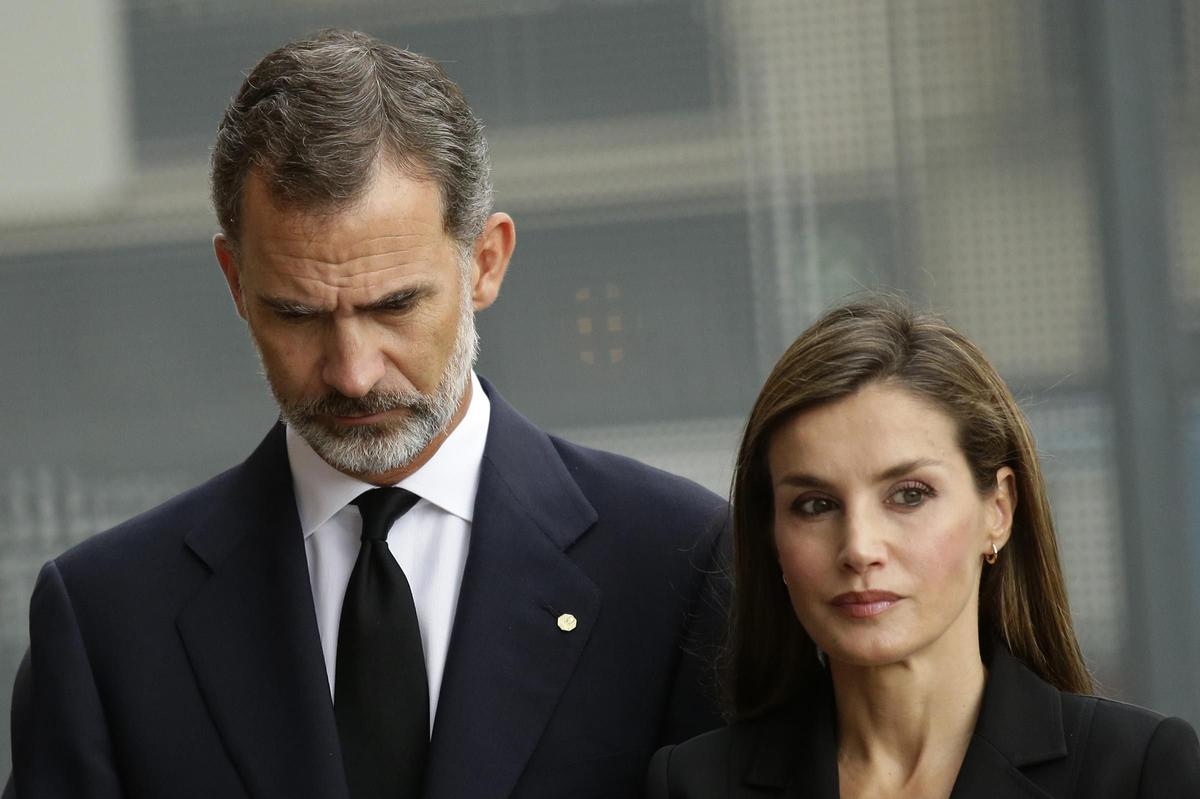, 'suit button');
557,613,578,632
